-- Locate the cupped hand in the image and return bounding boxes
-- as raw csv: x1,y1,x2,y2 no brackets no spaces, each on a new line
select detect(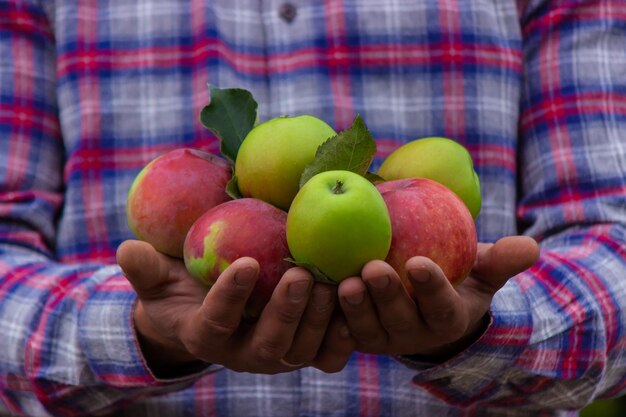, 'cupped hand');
337,236,540,359
116,240,354,376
